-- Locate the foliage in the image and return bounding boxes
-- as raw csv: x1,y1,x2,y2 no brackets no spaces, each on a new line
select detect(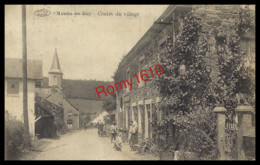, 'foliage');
173,108,218,159
43,77,114,101
214,5,255,117
102,94,116,113
178,151,199,160
156,11,219,159
136,138,154,154
157,12,214,114
5,112,31,160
